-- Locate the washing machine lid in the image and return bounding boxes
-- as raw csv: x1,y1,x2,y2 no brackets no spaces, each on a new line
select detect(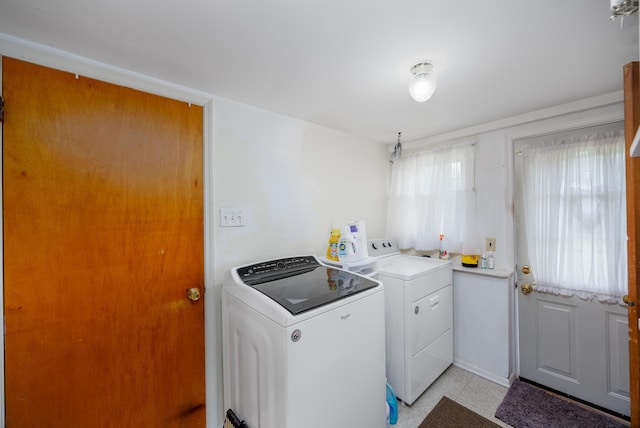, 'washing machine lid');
235,255,379,315
376,255,451,280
